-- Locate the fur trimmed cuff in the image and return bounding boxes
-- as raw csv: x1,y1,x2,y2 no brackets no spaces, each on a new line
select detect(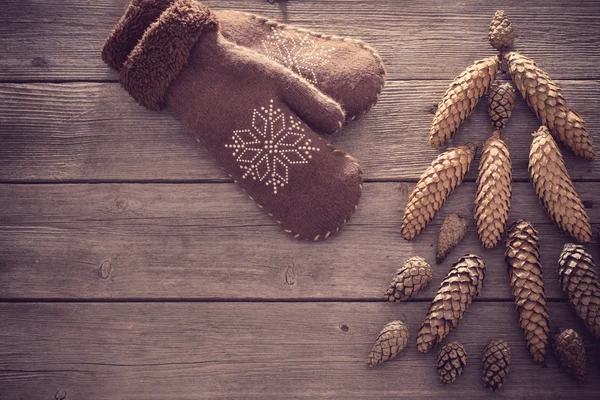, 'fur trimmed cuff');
119,0,218,110
102,0,175,71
